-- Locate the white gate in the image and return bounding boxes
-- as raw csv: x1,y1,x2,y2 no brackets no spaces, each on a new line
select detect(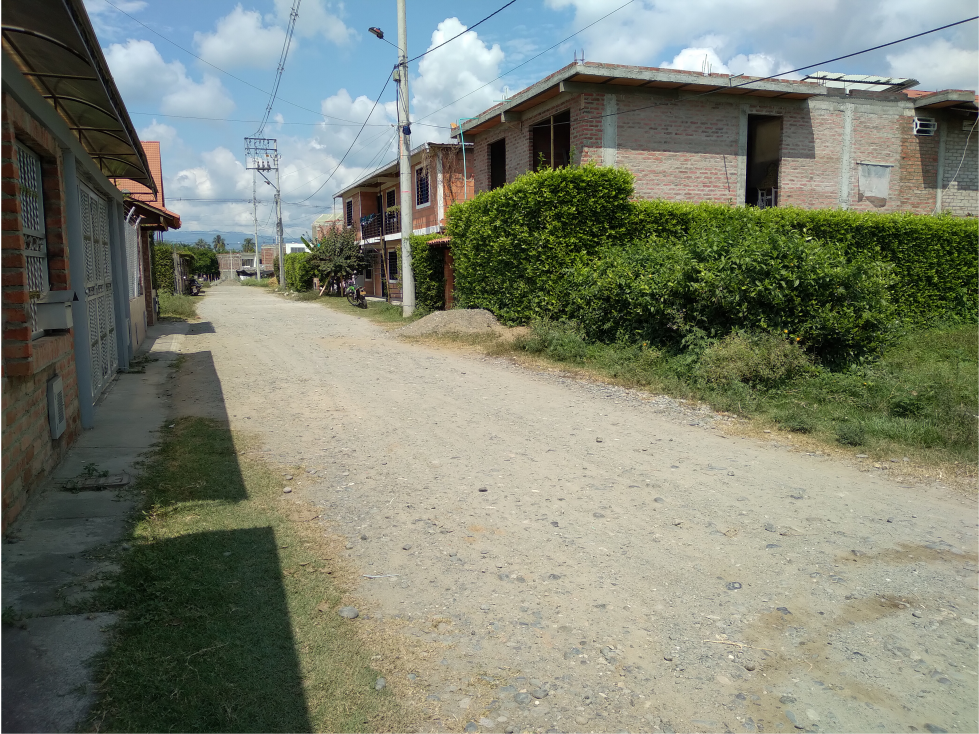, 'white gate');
79,182,117,401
